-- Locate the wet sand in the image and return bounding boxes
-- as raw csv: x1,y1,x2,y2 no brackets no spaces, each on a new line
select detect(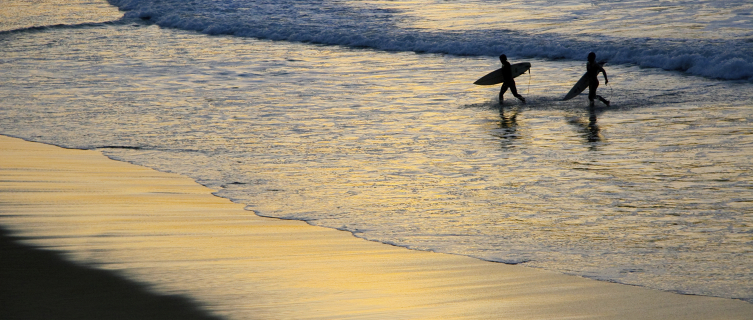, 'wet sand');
1,134,751,319
0,227,222,320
